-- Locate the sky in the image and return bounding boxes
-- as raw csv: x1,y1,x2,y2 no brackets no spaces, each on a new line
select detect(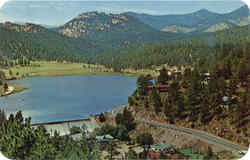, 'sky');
0,0,248,25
